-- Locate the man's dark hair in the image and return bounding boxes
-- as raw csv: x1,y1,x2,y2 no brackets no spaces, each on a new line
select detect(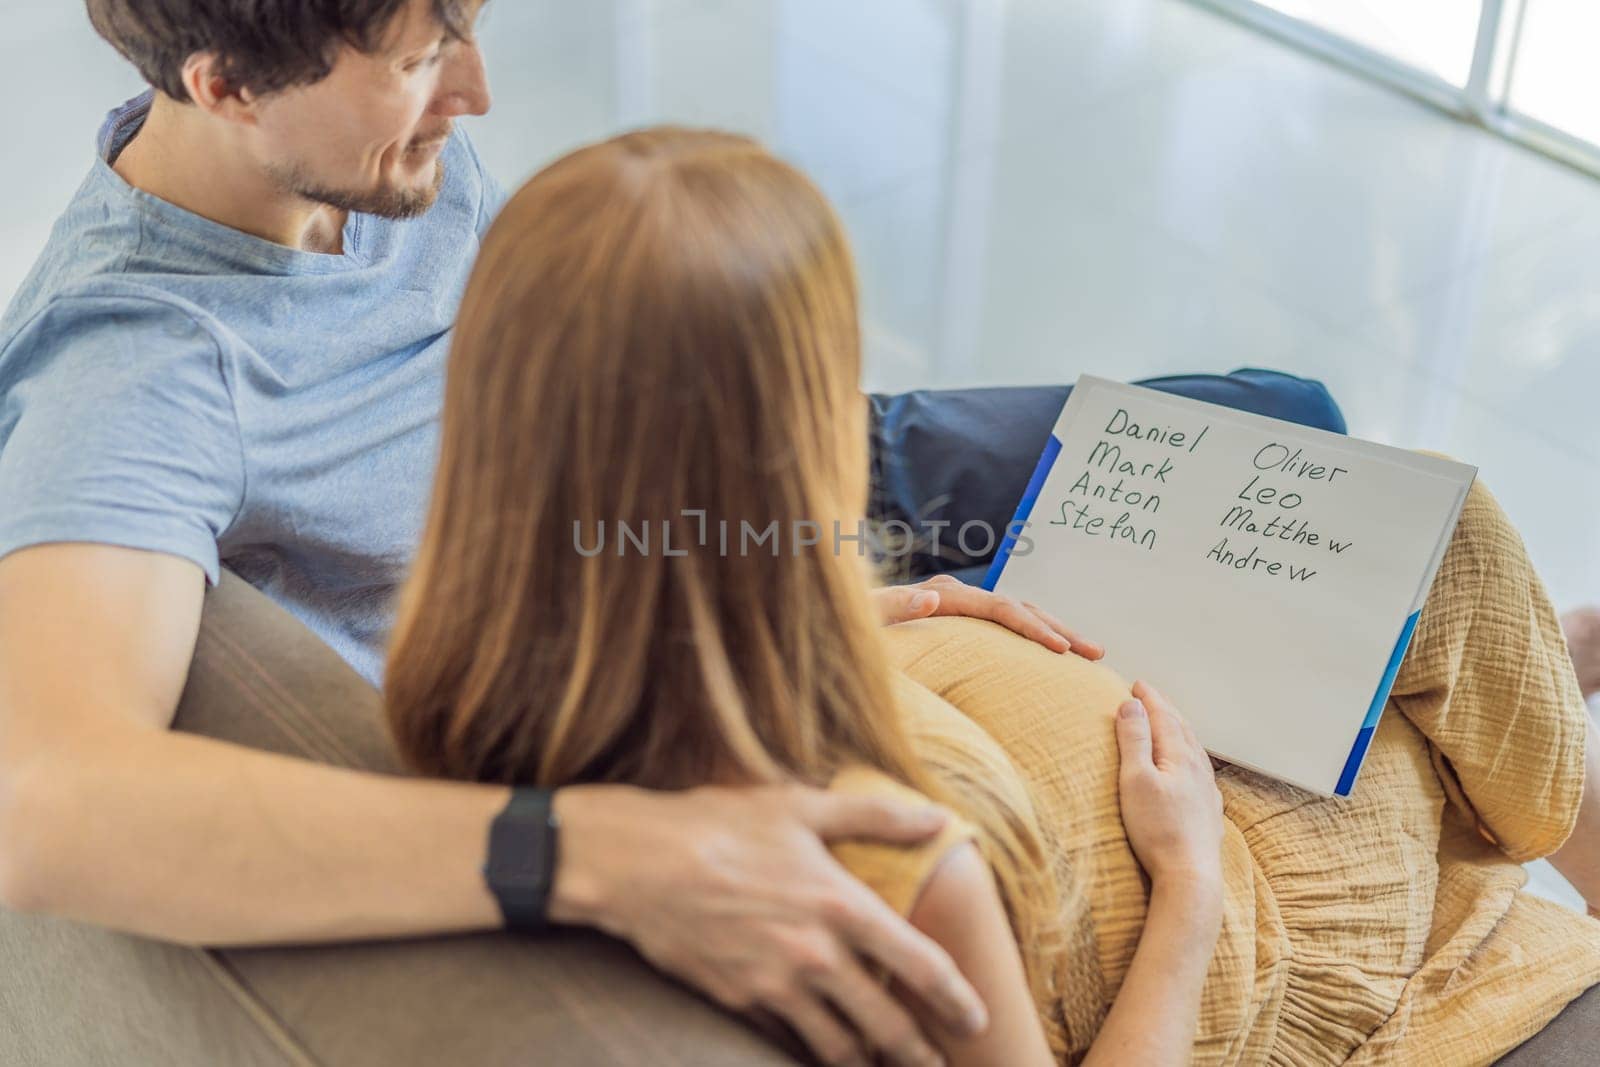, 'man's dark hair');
86,0,472,102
